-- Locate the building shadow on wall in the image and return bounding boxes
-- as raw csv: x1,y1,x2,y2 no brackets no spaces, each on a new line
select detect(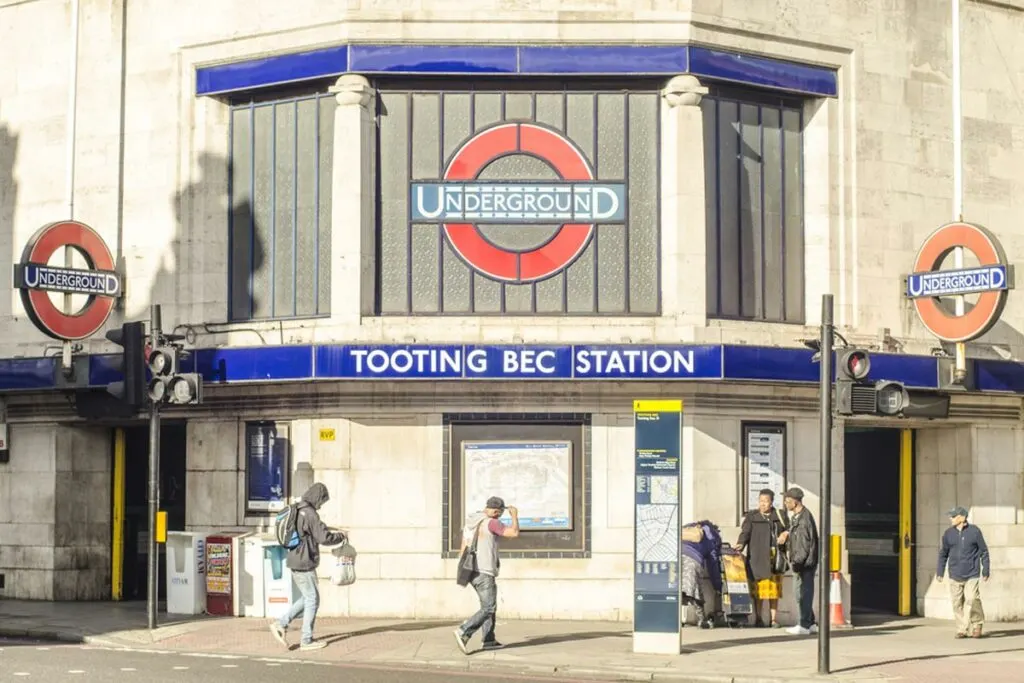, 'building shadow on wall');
0,119,18,323
162,151,264,372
